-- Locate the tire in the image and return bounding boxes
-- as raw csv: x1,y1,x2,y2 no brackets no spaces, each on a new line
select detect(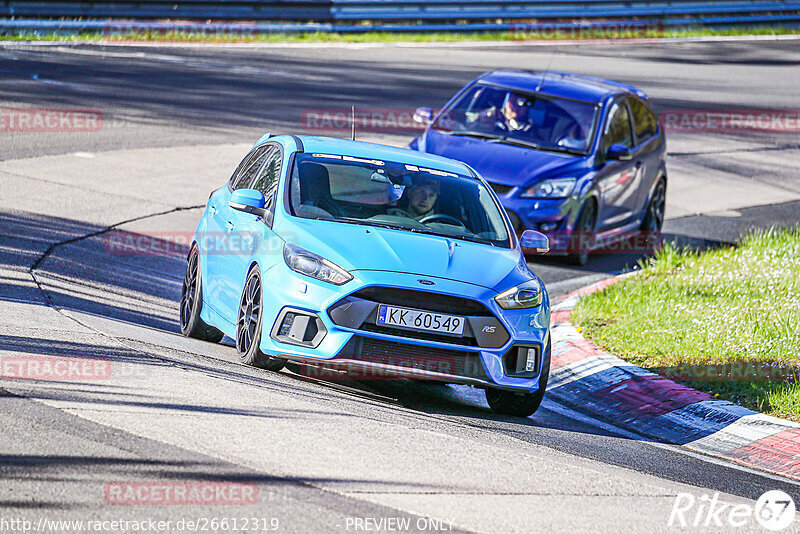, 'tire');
640,178,666,250
485,339,551,417
180,245,224,342
566,200,597,266
236,265,286,372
